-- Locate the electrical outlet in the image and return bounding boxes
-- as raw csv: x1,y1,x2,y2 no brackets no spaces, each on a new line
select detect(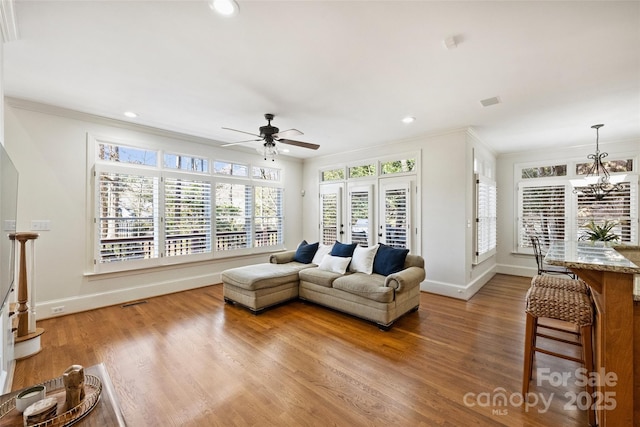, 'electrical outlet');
51,306,64,314
31,220,51,231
